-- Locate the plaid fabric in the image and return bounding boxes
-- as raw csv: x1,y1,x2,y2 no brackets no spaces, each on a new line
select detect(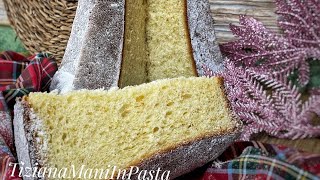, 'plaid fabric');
202,141,320,180
0,51,57,180
0,135,19,180
0,51,57,108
